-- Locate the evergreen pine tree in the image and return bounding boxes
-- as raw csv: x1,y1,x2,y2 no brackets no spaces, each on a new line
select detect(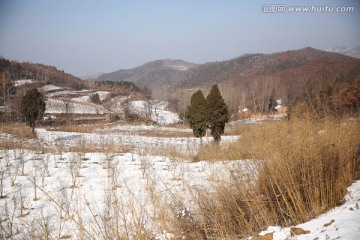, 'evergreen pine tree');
90,93,101,104
206,84,229,141
187,90,207,140
20,88,46,134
